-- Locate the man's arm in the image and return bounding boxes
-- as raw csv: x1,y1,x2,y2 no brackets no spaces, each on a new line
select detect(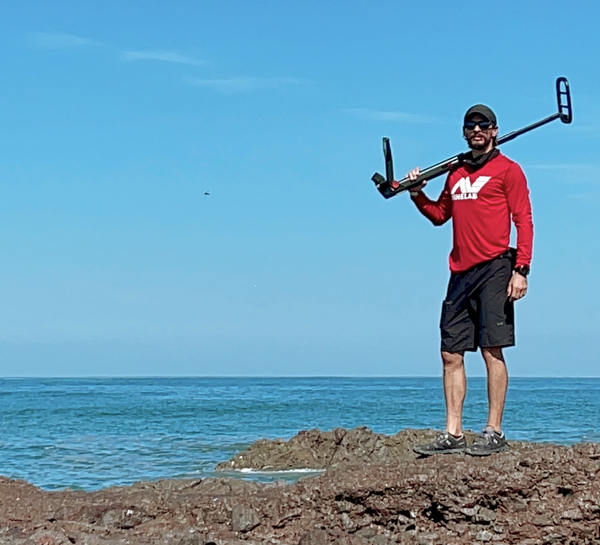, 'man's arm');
505,163,534,302
406,168,452,226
